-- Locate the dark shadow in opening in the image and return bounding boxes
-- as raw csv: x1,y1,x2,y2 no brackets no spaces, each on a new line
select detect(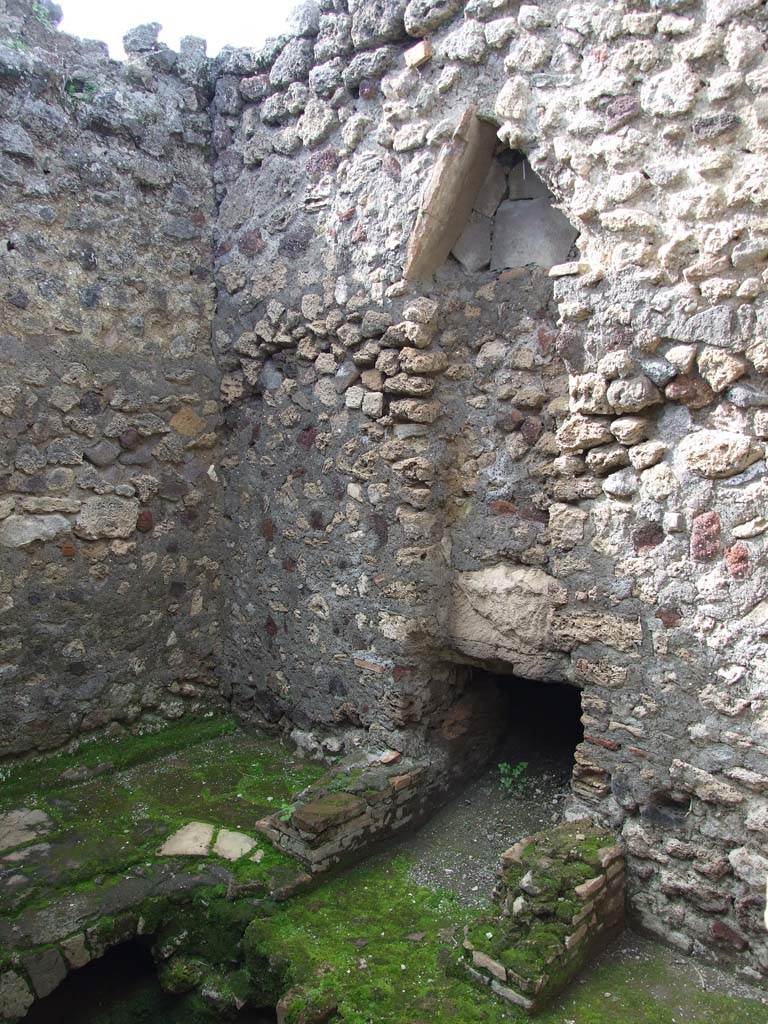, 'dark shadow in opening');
24,938,277,1024
468,670,584,780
